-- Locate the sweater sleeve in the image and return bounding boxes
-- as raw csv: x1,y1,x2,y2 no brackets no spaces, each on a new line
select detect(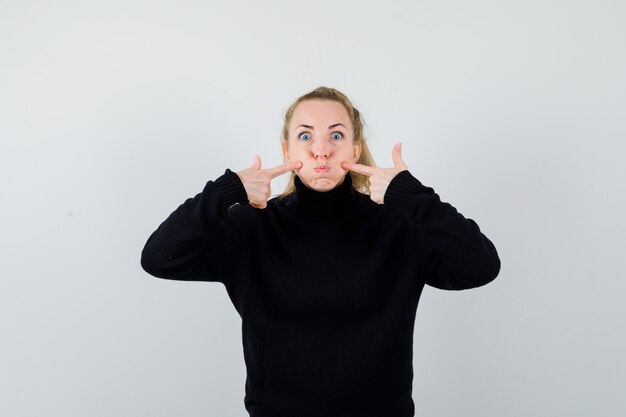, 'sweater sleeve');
140,168,250,283
384,170,501,290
